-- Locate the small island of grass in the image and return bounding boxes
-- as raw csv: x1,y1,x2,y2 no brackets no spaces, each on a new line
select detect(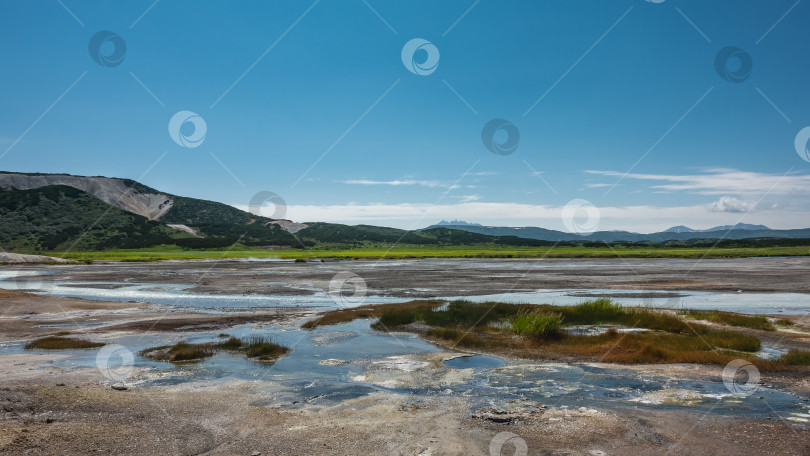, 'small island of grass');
24,336,106,350
140,336,289,364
